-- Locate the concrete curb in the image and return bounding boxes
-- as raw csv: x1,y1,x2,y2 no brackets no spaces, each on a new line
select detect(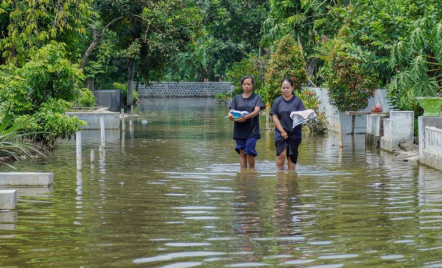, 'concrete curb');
0,173,53,187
